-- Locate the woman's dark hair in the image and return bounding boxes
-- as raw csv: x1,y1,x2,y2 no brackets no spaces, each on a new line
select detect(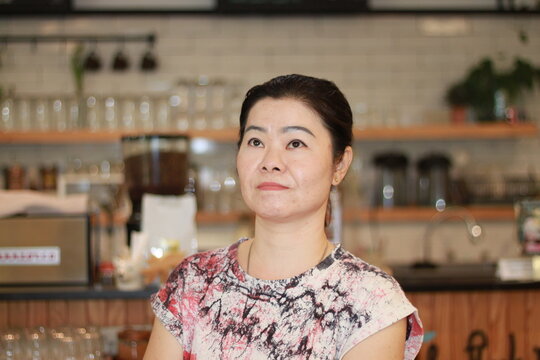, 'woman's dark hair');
238,74,353,161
